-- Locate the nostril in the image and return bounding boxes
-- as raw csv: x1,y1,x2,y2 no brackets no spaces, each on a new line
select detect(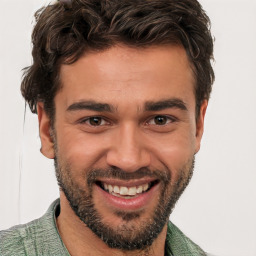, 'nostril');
106,150,151,173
